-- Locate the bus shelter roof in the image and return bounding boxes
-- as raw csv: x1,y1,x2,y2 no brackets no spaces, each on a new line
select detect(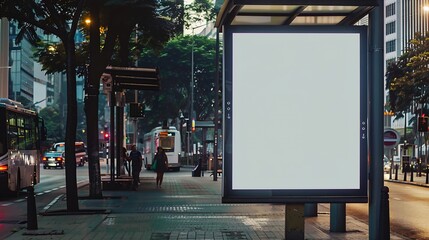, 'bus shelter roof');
215,0,377,27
